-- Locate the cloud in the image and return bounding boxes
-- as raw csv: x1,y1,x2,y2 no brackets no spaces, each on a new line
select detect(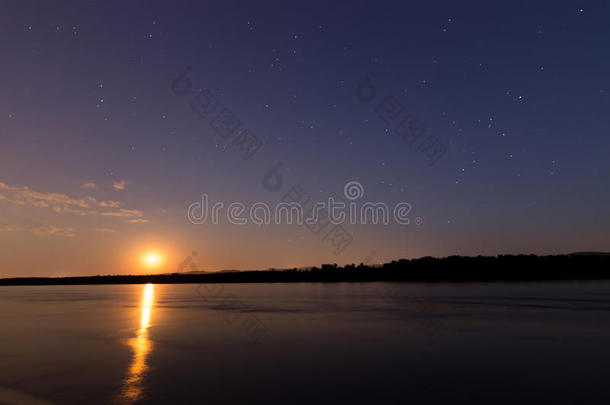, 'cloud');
32,225,76,238
0,180,146,223
101,208,143,218
127,218,148,223
81,182,97,190
0,182,90,209
0,225,24,232
96,228,116,233
99,200,121,208
0,224,75,237
113,181,127,190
